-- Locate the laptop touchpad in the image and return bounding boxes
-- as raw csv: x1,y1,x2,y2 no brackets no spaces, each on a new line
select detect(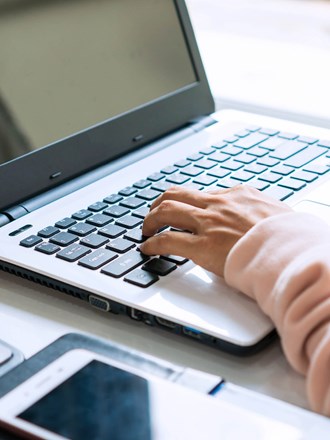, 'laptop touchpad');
294,200,330,226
